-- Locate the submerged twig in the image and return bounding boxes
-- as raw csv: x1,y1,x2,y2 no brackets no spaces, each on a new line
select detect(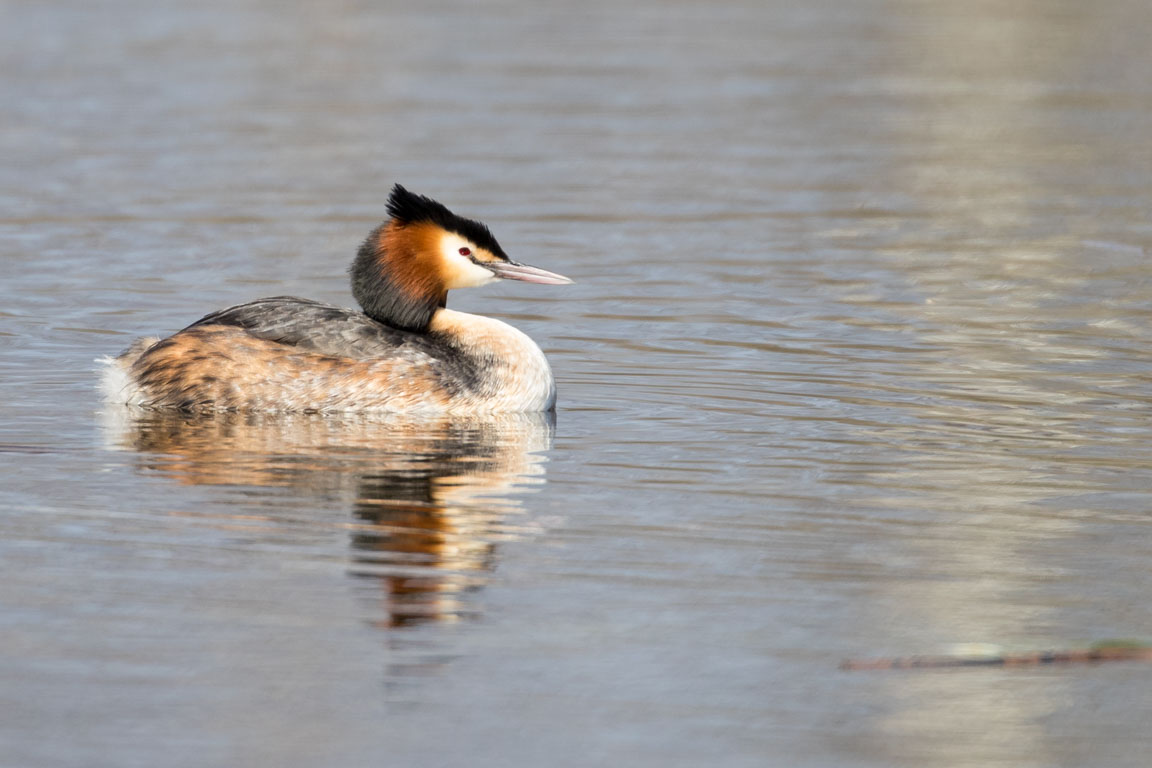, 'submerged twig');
841,641,1152,671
